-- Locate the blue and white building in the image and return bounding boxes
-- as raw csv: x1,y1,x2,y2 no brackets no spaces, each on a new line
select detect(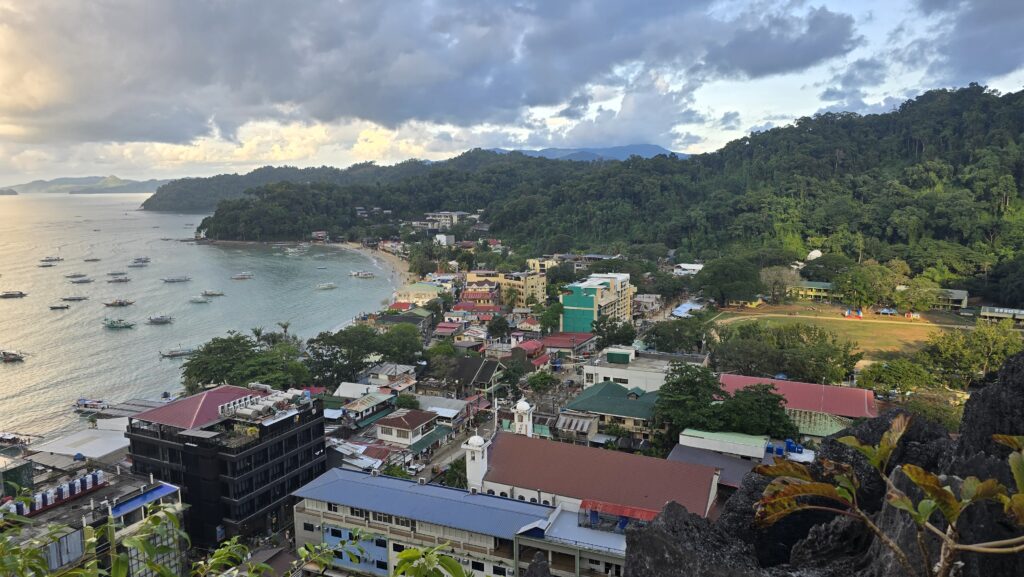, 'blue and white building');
293,468,626,577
